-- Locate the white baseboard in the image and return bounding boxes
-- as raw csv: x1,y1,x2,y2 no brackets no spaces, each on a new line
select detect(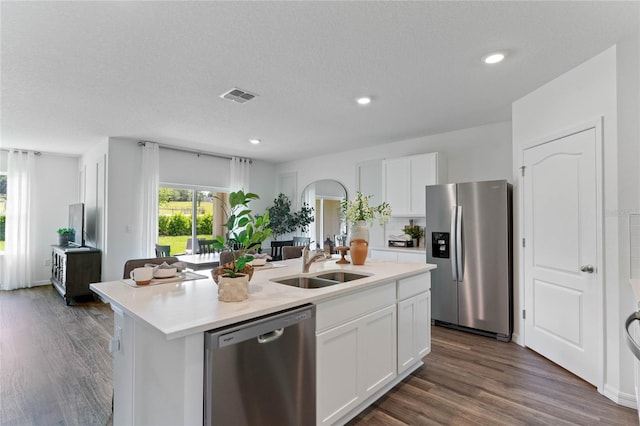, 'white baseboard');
604,384,637,409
